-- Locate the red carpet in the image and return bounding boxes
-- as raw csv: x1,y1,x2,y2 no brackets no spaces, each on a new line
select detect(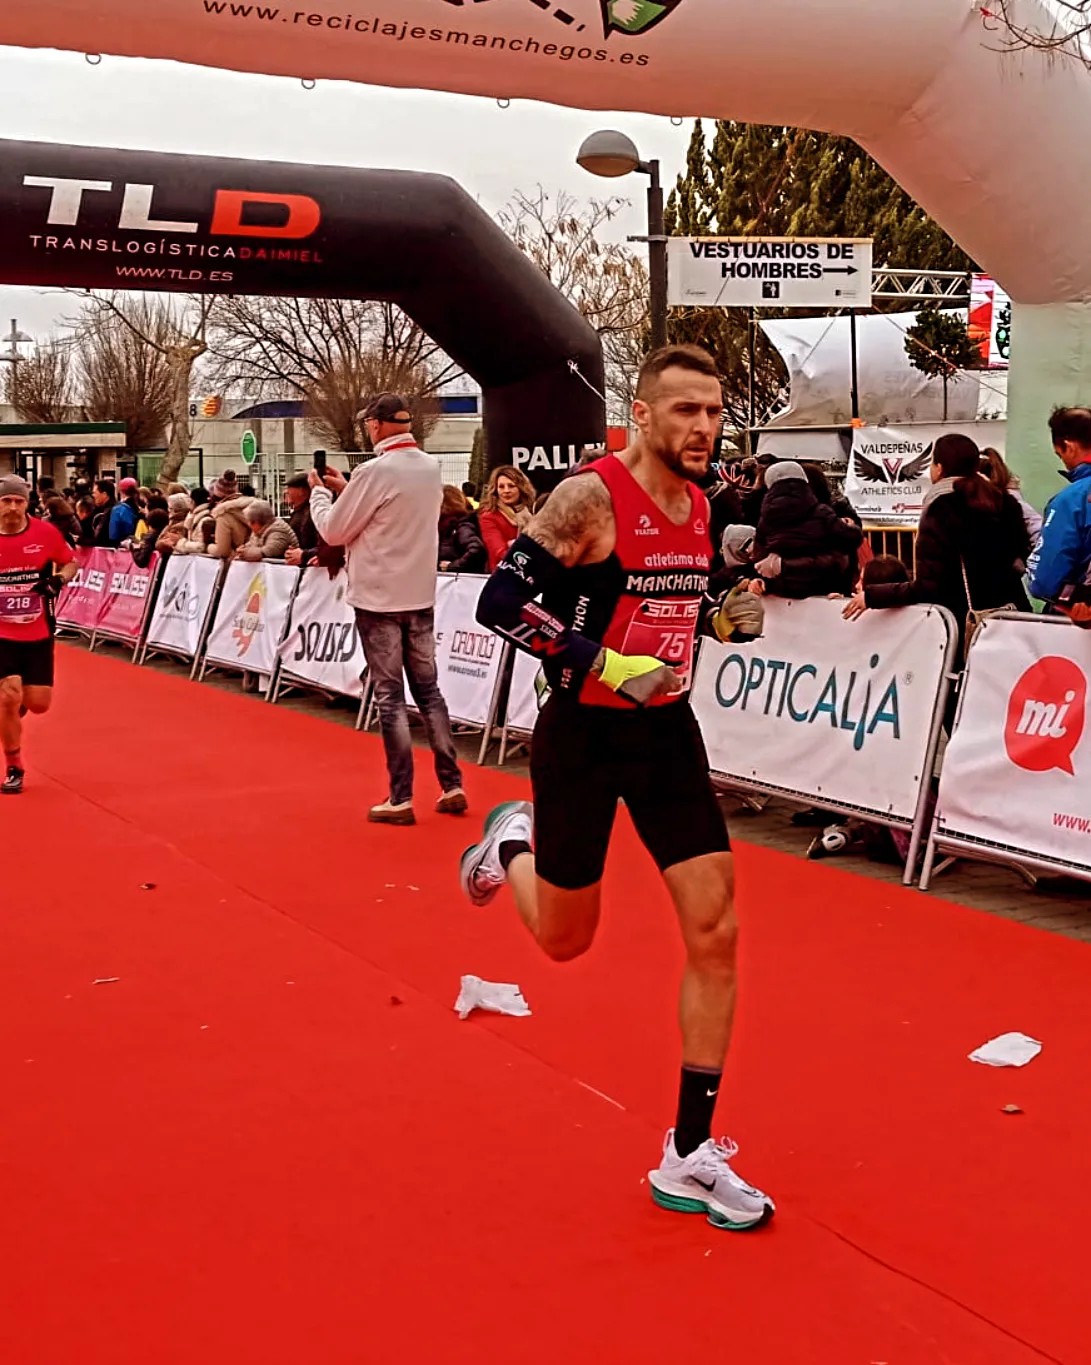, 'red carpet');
2,644,1087,1364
